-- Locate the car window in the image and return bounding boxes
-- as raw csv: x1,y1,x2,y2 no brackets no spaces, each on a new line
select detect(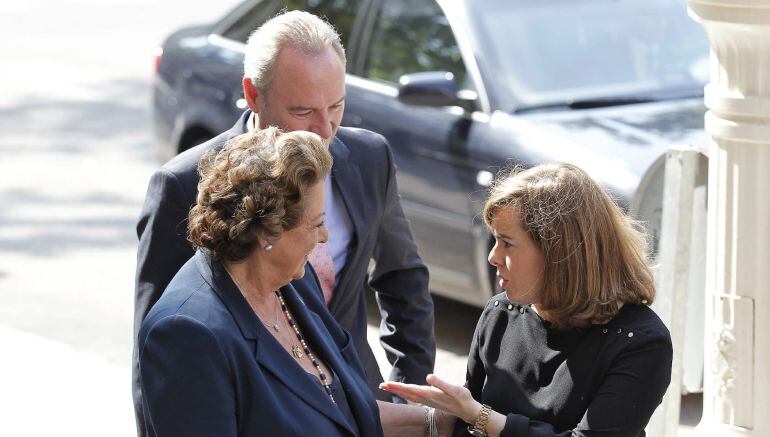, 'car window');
364,0,467,87
467,0,709,109
221,0,282,43
220,0,360,51
284,0,360,49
